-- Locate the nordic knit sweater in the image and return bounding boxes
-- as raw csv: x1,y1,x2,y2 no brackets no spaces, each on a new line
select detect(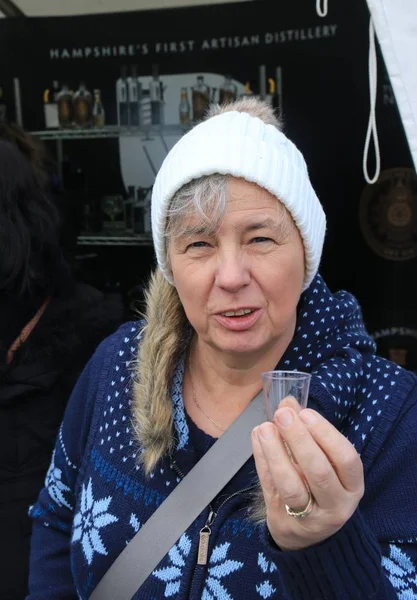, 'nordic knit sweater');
27,275,417,600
